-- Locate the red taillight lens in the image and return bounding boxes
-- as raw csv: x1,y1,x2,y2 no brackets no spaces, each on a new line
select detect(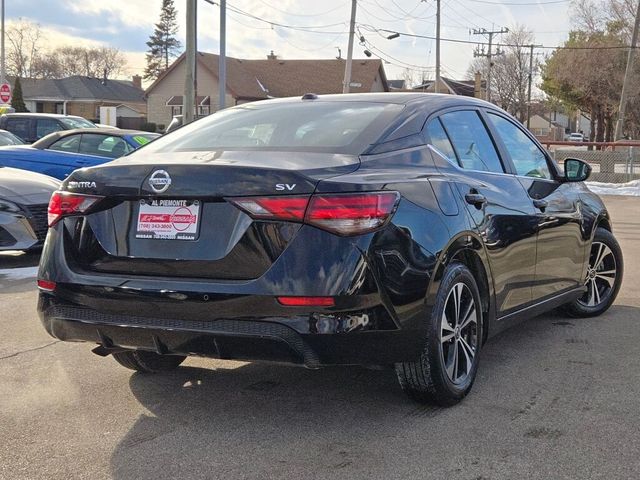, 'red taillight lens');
37,279,56,291
228,195,309,221
48,191,104,226
228,192,399,236
277,296,335,307
305,192,400,235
